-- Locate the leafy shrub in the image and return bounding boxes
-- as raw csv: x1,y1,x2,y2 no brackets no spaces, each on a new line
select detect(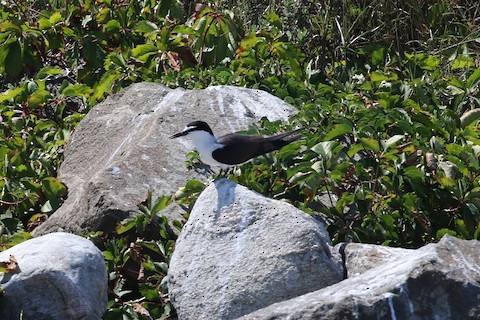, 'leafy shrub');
0,0,479,318
90,192,181,319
